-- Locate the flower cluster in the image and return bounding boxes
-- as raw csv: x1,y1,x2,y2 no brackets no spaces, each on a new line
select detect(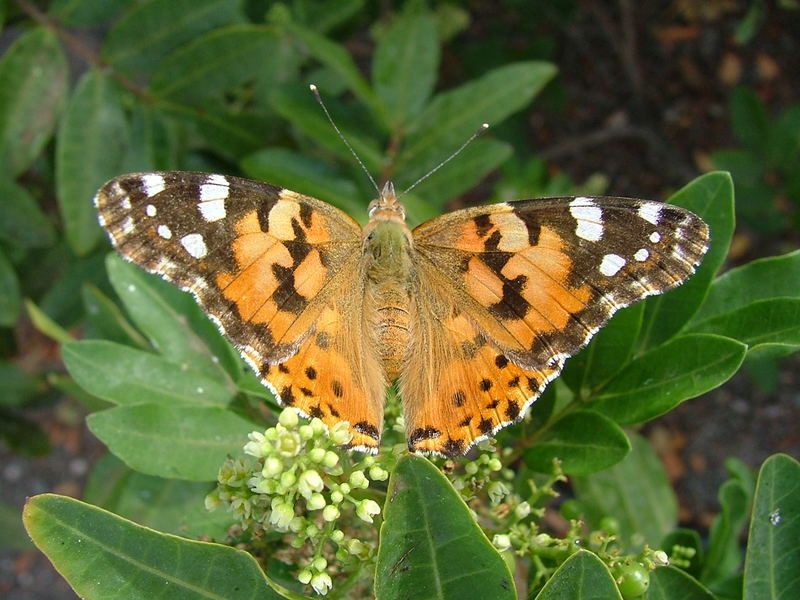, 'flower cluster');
206,409,390,596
